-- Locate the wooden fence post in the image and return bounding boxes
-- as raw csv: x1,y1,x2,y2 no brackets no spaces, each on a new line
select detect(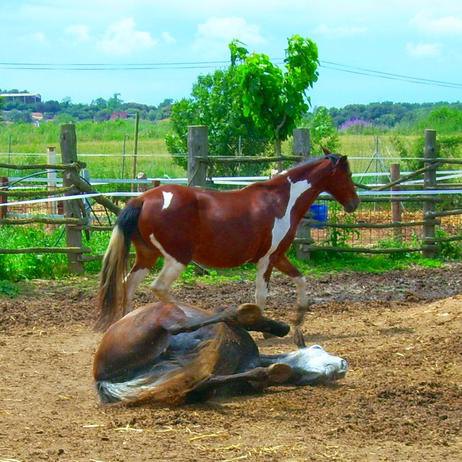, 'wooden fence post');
423,129,437,258
390,163,402,241
293,128,311,161
188,125,208,187
47,146,58,223
0,177,8,220
131,111,140,192
137,171,148,192
60,124,84,274
294,128,313,260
